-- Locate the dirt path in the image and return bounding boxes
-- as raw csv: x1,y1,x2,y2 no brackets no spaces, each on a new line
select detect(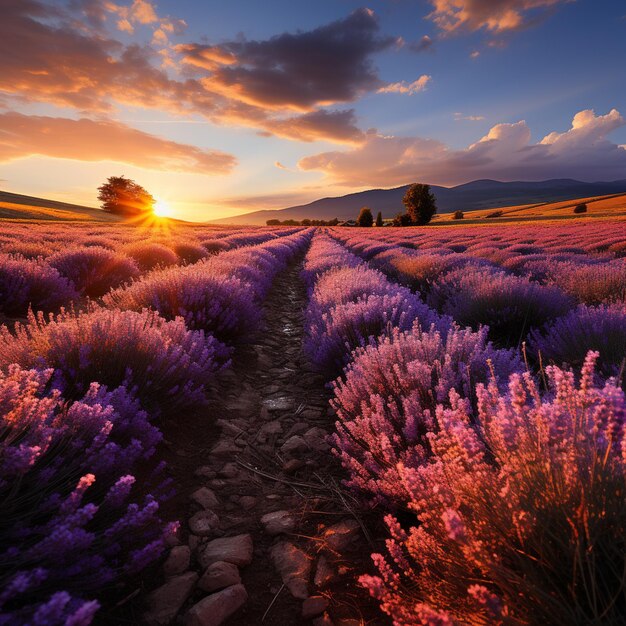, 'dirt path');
110,255,387,625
